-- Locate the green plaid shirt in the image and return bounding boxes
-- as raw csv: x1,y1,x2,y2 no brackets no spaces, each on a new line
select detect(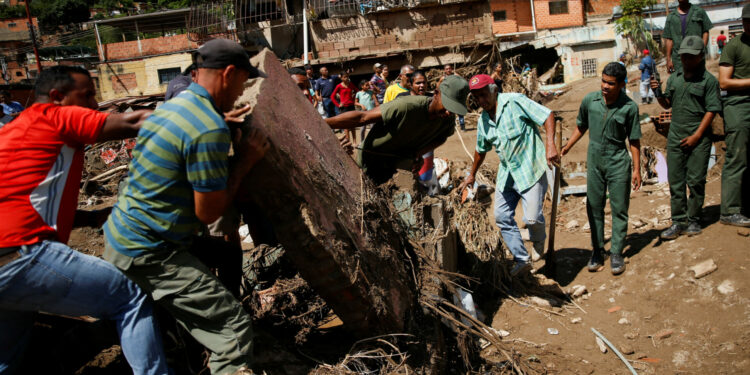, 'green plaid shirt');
476,93,551,192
